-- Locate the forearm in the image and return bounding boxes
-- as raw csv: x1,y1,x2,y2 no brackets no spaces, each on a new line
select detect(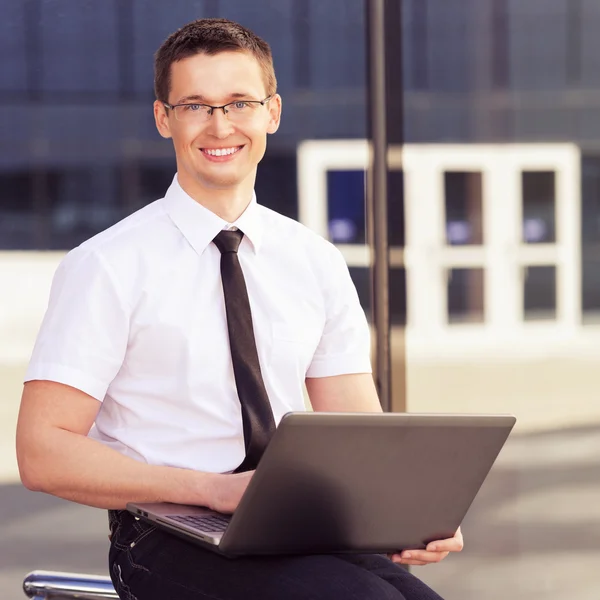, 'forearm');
18,427,217,510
